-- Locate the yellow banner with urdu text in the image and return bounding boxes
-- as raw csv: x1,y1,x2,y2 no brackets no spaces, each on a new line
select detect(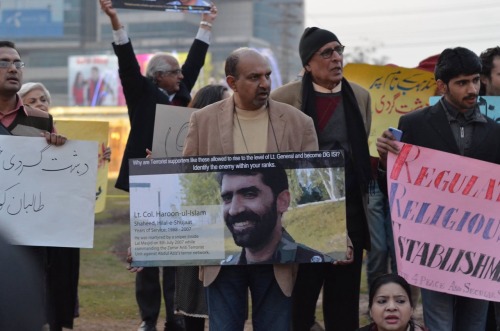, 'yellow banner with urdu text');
344,63,437,156
54,120,109,213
